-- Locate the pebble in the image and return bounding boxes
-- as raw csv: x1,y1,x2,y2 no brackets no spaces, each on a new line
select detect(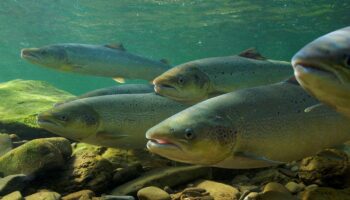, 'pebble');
25,190,61,200
137,186,171,200
285,181,305,194
2,191,23,200
263,182,290,194
100,196,135,200
195,179,240,200
62,189,95,200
